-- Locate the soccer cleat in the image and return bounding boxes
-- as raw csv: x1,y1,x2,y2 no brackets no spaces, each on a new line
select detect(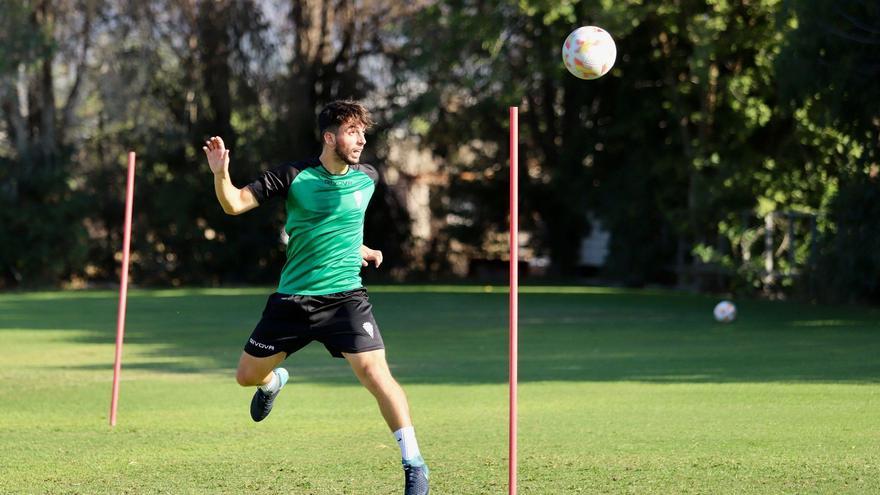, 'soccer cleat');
403,461,429,495
250,368,288,422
